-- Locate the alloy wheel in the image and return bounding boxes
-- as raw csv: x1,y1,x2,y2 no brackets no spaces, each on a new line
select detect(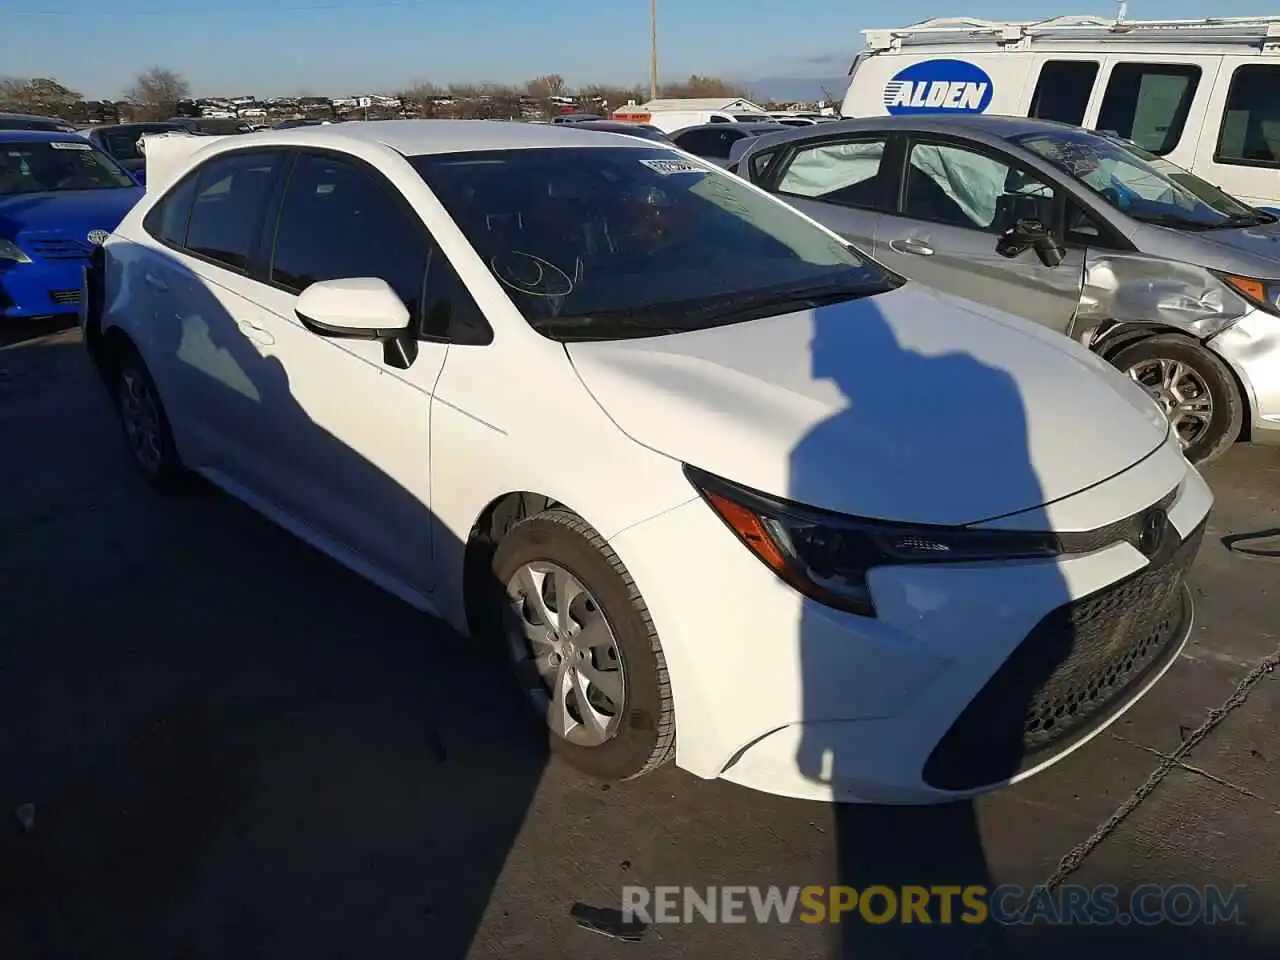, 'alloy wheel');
1126,357,1213,449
